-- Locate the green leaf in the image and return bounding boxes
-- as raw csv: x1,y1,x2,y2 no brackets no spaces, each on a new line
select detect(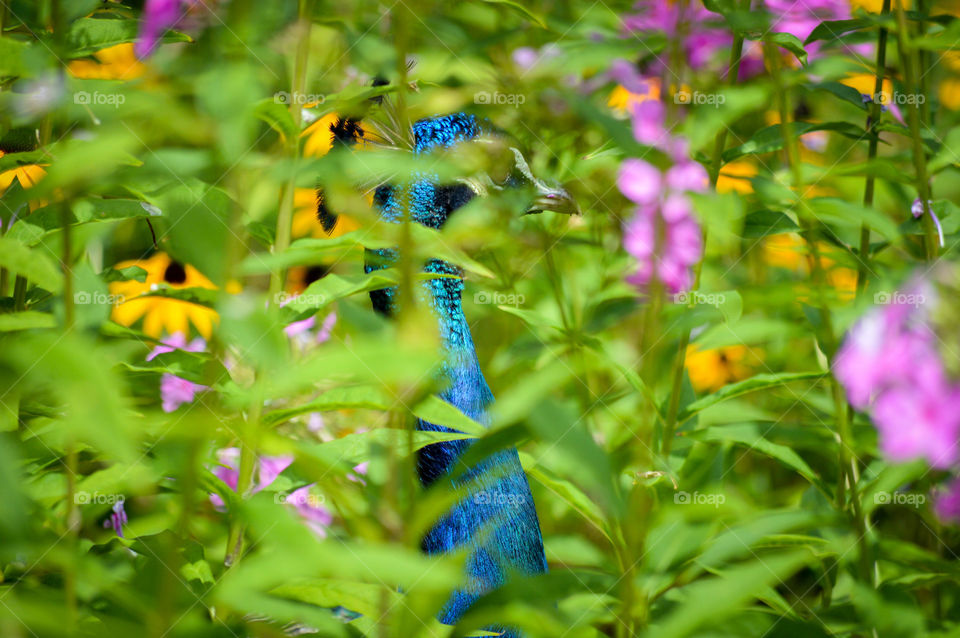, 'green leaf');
688,424,823,488
253,98,299,141
804,18,873,44
66,17,190,58
742,209,800,238
283,272,399,316
0,311,57,332
806,196,900,241
0,237,63,293
808,81,869,111
678,372,825,424
0,38,30,77
479,0,547,29
763,32,808,65
723,121,868,163
649,551,811,638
